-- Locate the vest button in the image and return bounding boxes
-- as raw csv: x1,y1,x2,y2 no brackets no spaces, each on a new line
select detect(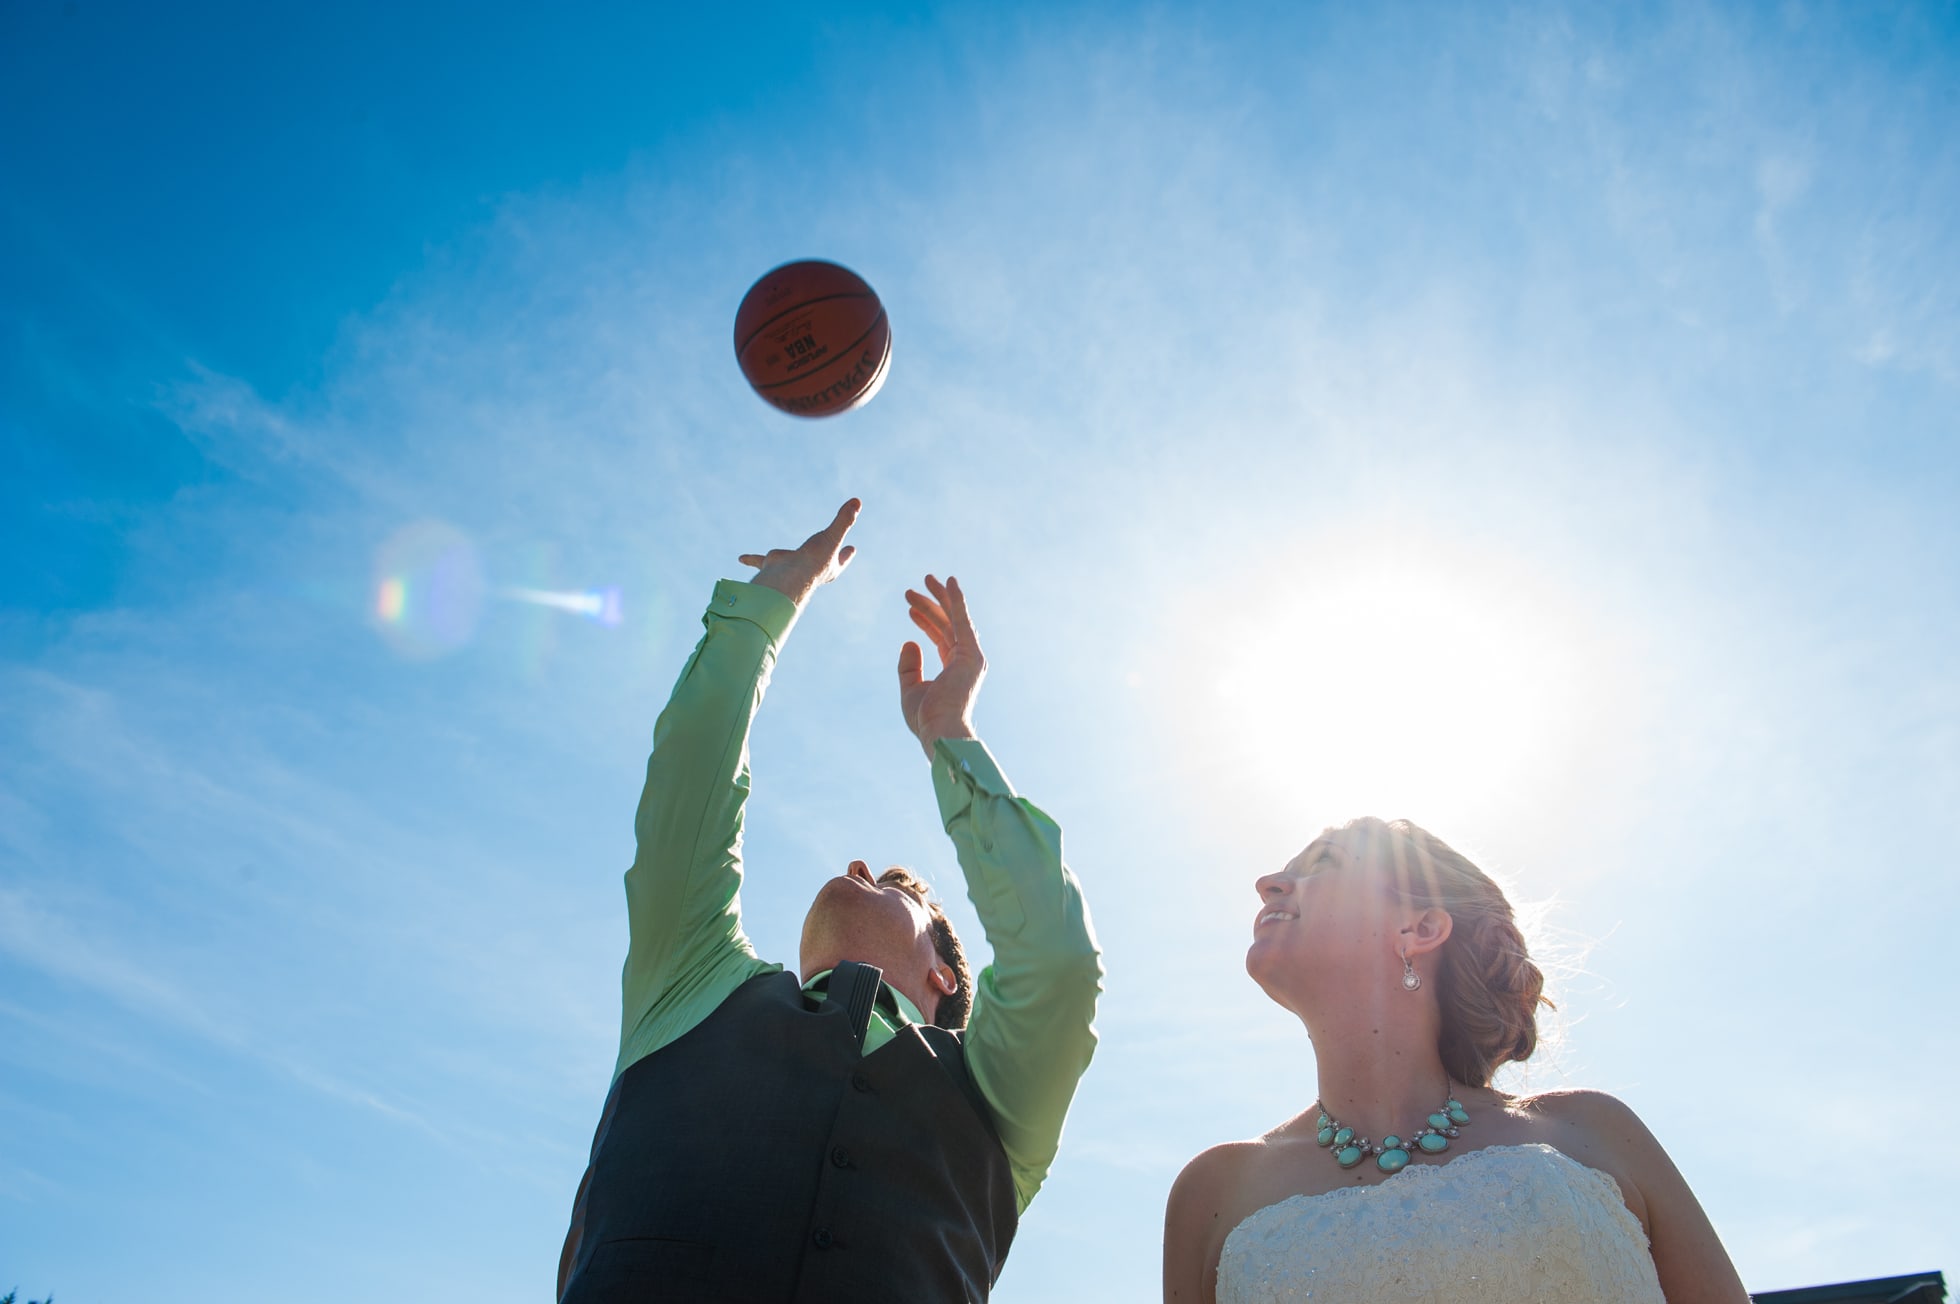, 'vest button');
831,1146,851,1168
812,1227,834,1249
851,1073,874,1093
